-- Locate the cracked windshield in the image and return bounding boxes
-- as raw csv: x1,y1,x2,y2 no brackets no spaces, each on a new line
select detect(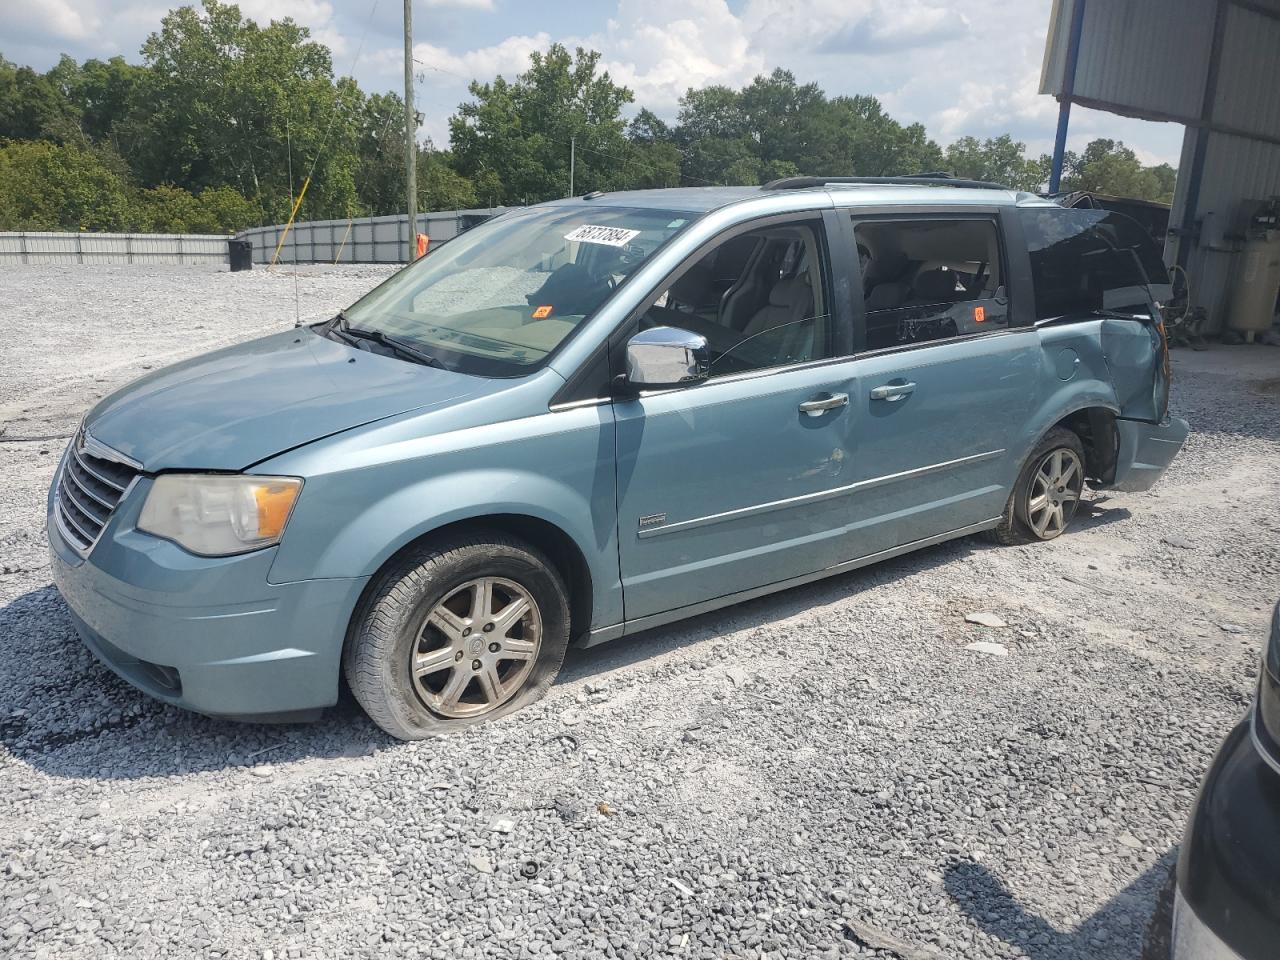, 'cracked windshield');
343,206,695,374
